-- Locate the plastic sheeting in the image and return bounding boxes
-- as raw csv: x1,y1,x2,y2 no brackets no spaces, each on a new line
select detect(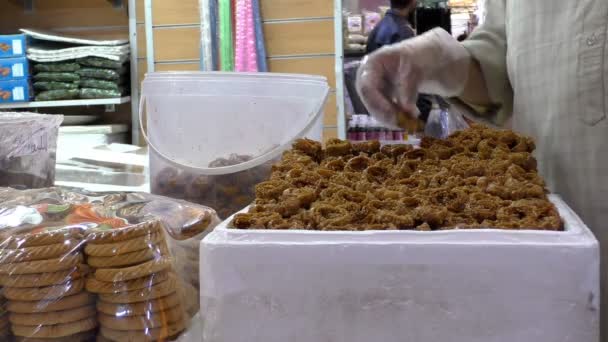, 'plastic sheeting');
0,113,63,189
